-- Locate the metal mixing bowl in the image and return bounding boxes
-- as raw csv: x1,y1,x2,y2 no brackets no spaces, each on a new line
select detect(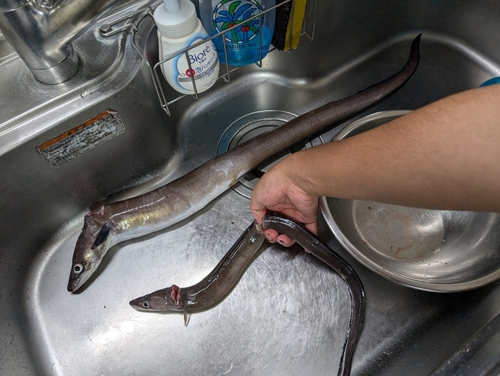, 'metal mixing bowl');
320,111,500,292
